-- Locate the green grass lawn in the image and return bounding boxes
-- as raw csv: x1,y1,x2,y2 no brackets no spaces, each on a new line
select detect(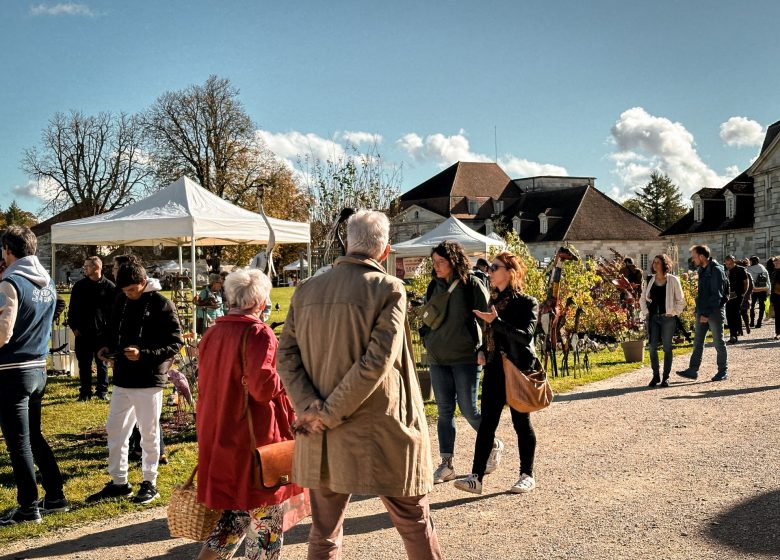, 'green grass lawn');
1,287,693,543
